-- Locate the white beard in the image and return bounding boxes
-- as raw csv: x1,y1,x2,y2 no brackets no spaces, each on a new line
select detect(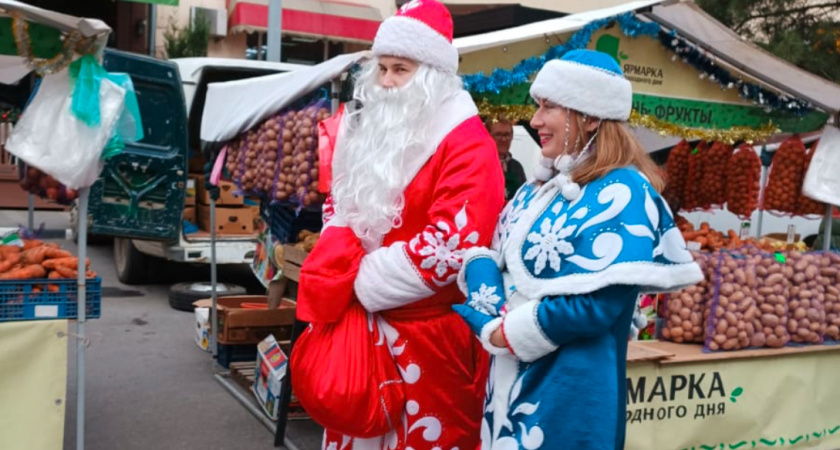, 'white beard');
331,59,462,247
